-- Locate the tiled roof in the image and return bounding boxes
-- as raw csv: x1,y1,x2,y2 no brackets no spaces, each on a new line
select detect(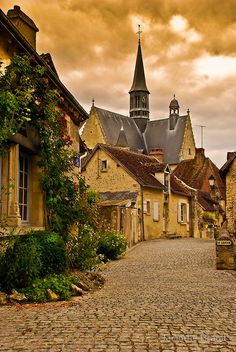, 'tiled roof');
173,153,225,199
170,175,192,197
197,192,217,212
86,144,166,190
